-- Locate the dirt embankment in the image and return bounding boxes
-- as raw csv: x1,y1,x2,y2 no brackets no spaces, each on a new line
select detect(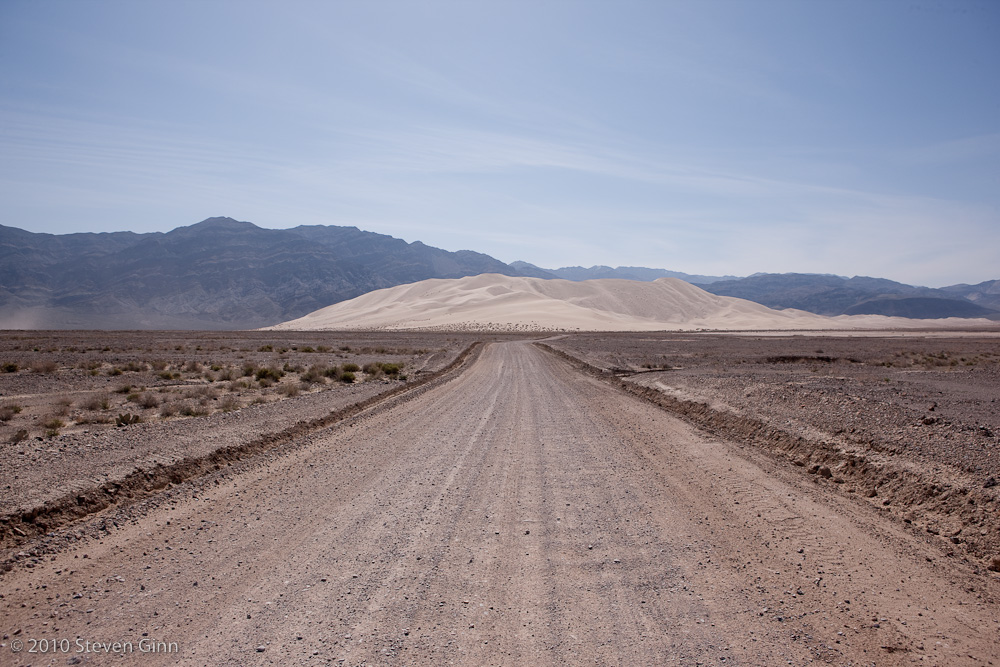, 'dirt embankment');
536,341,1000,571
